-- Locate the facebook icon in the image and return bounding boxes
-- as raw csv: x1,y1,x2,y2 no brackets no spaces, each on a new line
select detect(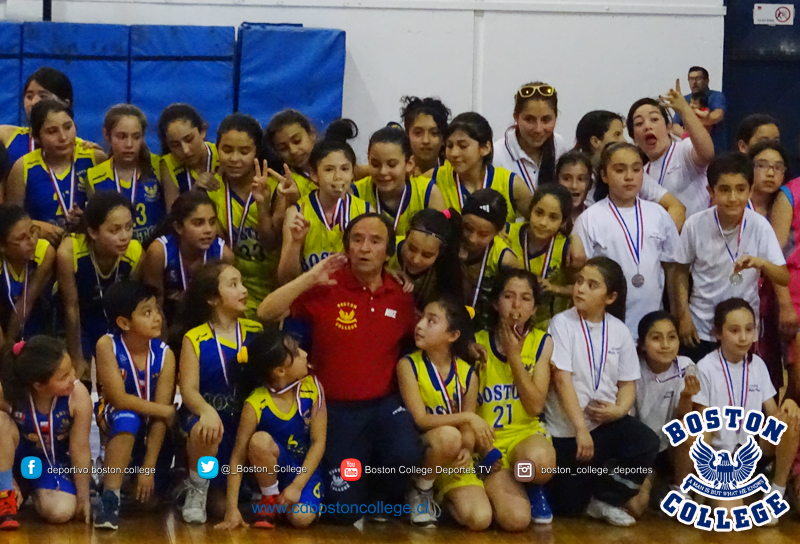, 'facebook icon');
21,457,42,479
